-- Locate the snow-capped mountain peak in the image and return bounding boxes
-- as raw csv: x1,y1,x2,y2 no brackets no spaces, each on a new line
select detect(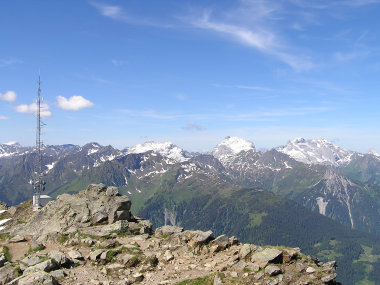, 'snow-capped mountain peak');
369,149,380,158
0,142,30,158
212,136,256,164
128,141,188,162
277,138,354,167
3,141,19,146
